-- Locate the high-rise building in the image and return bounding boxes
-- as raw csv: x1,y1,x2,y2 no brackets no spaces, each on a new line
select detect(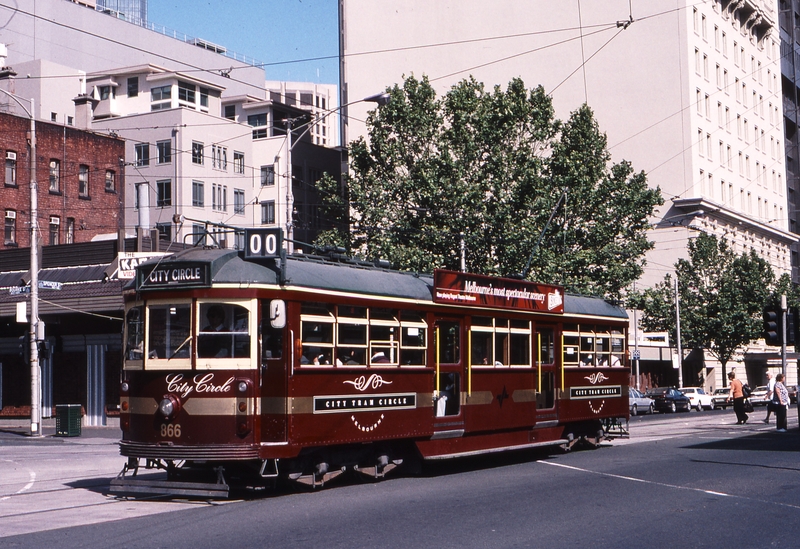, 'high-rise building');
340,0,795,390
95,0,147,26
